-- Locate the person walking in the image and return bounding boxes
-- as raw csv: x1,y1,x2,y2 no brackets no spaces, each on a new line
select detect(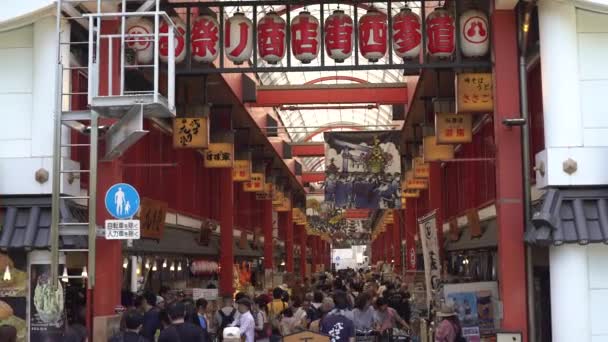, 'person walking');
320,291,355,342
136,292,161,341
352,293,376,331
231,298,256,342
215,295,239,341
434,304,465,342
159,302,207,342
109,309,149,342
